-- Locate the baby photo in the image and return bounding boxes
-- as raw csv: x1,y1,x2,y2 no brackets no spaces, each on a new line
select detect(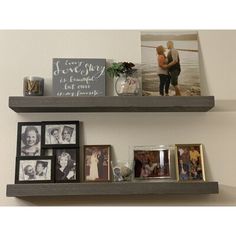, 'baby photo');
17,122,42,156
